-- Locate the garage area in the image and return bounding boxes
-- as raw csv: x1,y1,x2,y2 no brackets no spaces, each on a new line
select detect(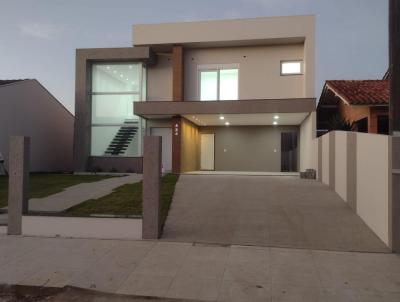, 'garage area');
162,174,389,252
